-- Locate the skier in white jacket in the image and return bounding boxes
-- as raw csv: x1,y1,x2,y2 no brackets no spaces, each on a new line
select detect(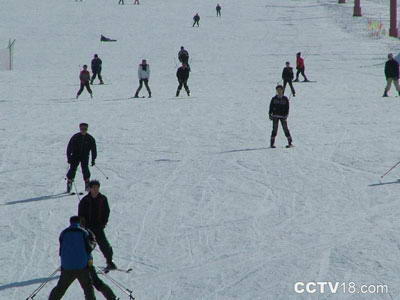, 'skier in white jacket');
134,59,151,98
